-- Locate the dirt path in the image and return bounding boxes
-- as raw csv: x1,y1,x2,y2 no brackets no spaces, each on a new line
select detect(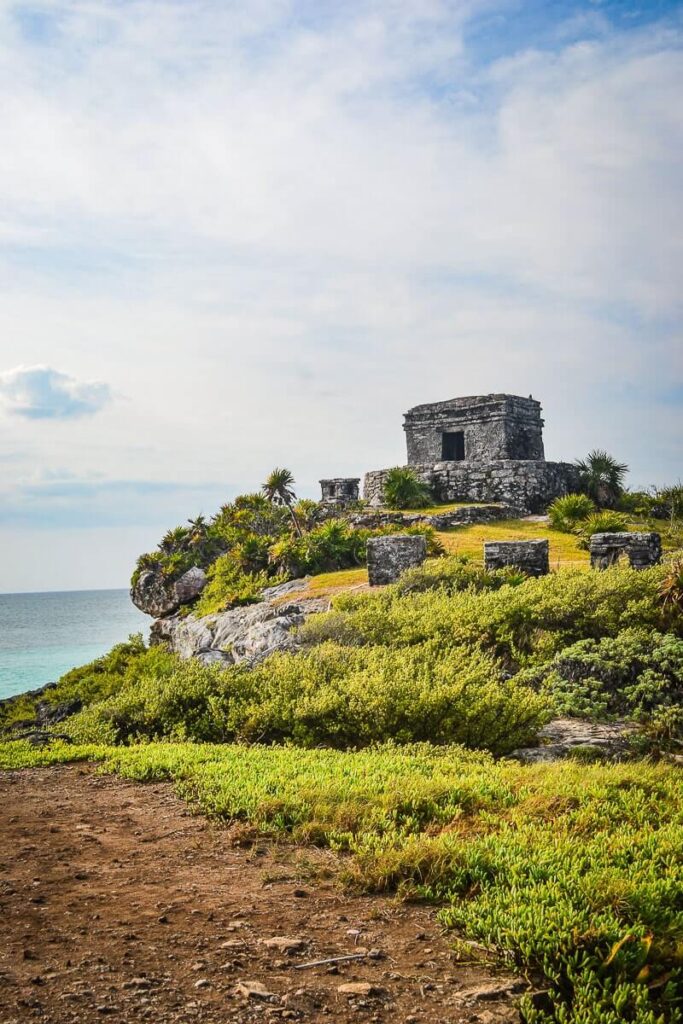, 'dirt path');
0,766,523,1024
